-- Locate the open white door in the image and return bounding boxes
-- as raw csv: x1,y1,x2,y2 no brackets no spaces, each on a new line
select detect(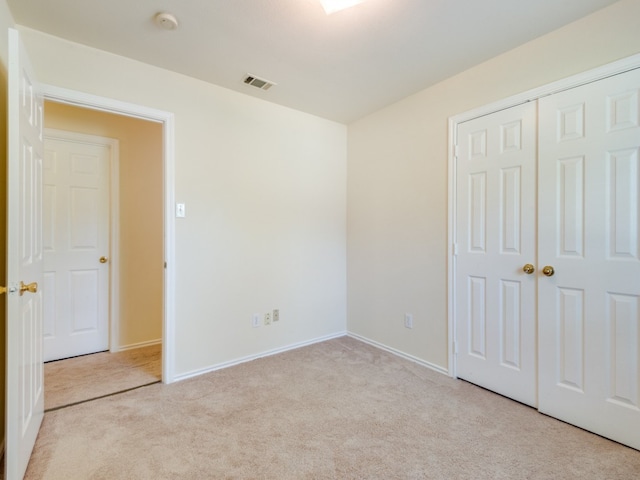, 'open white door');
5,28,45,479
